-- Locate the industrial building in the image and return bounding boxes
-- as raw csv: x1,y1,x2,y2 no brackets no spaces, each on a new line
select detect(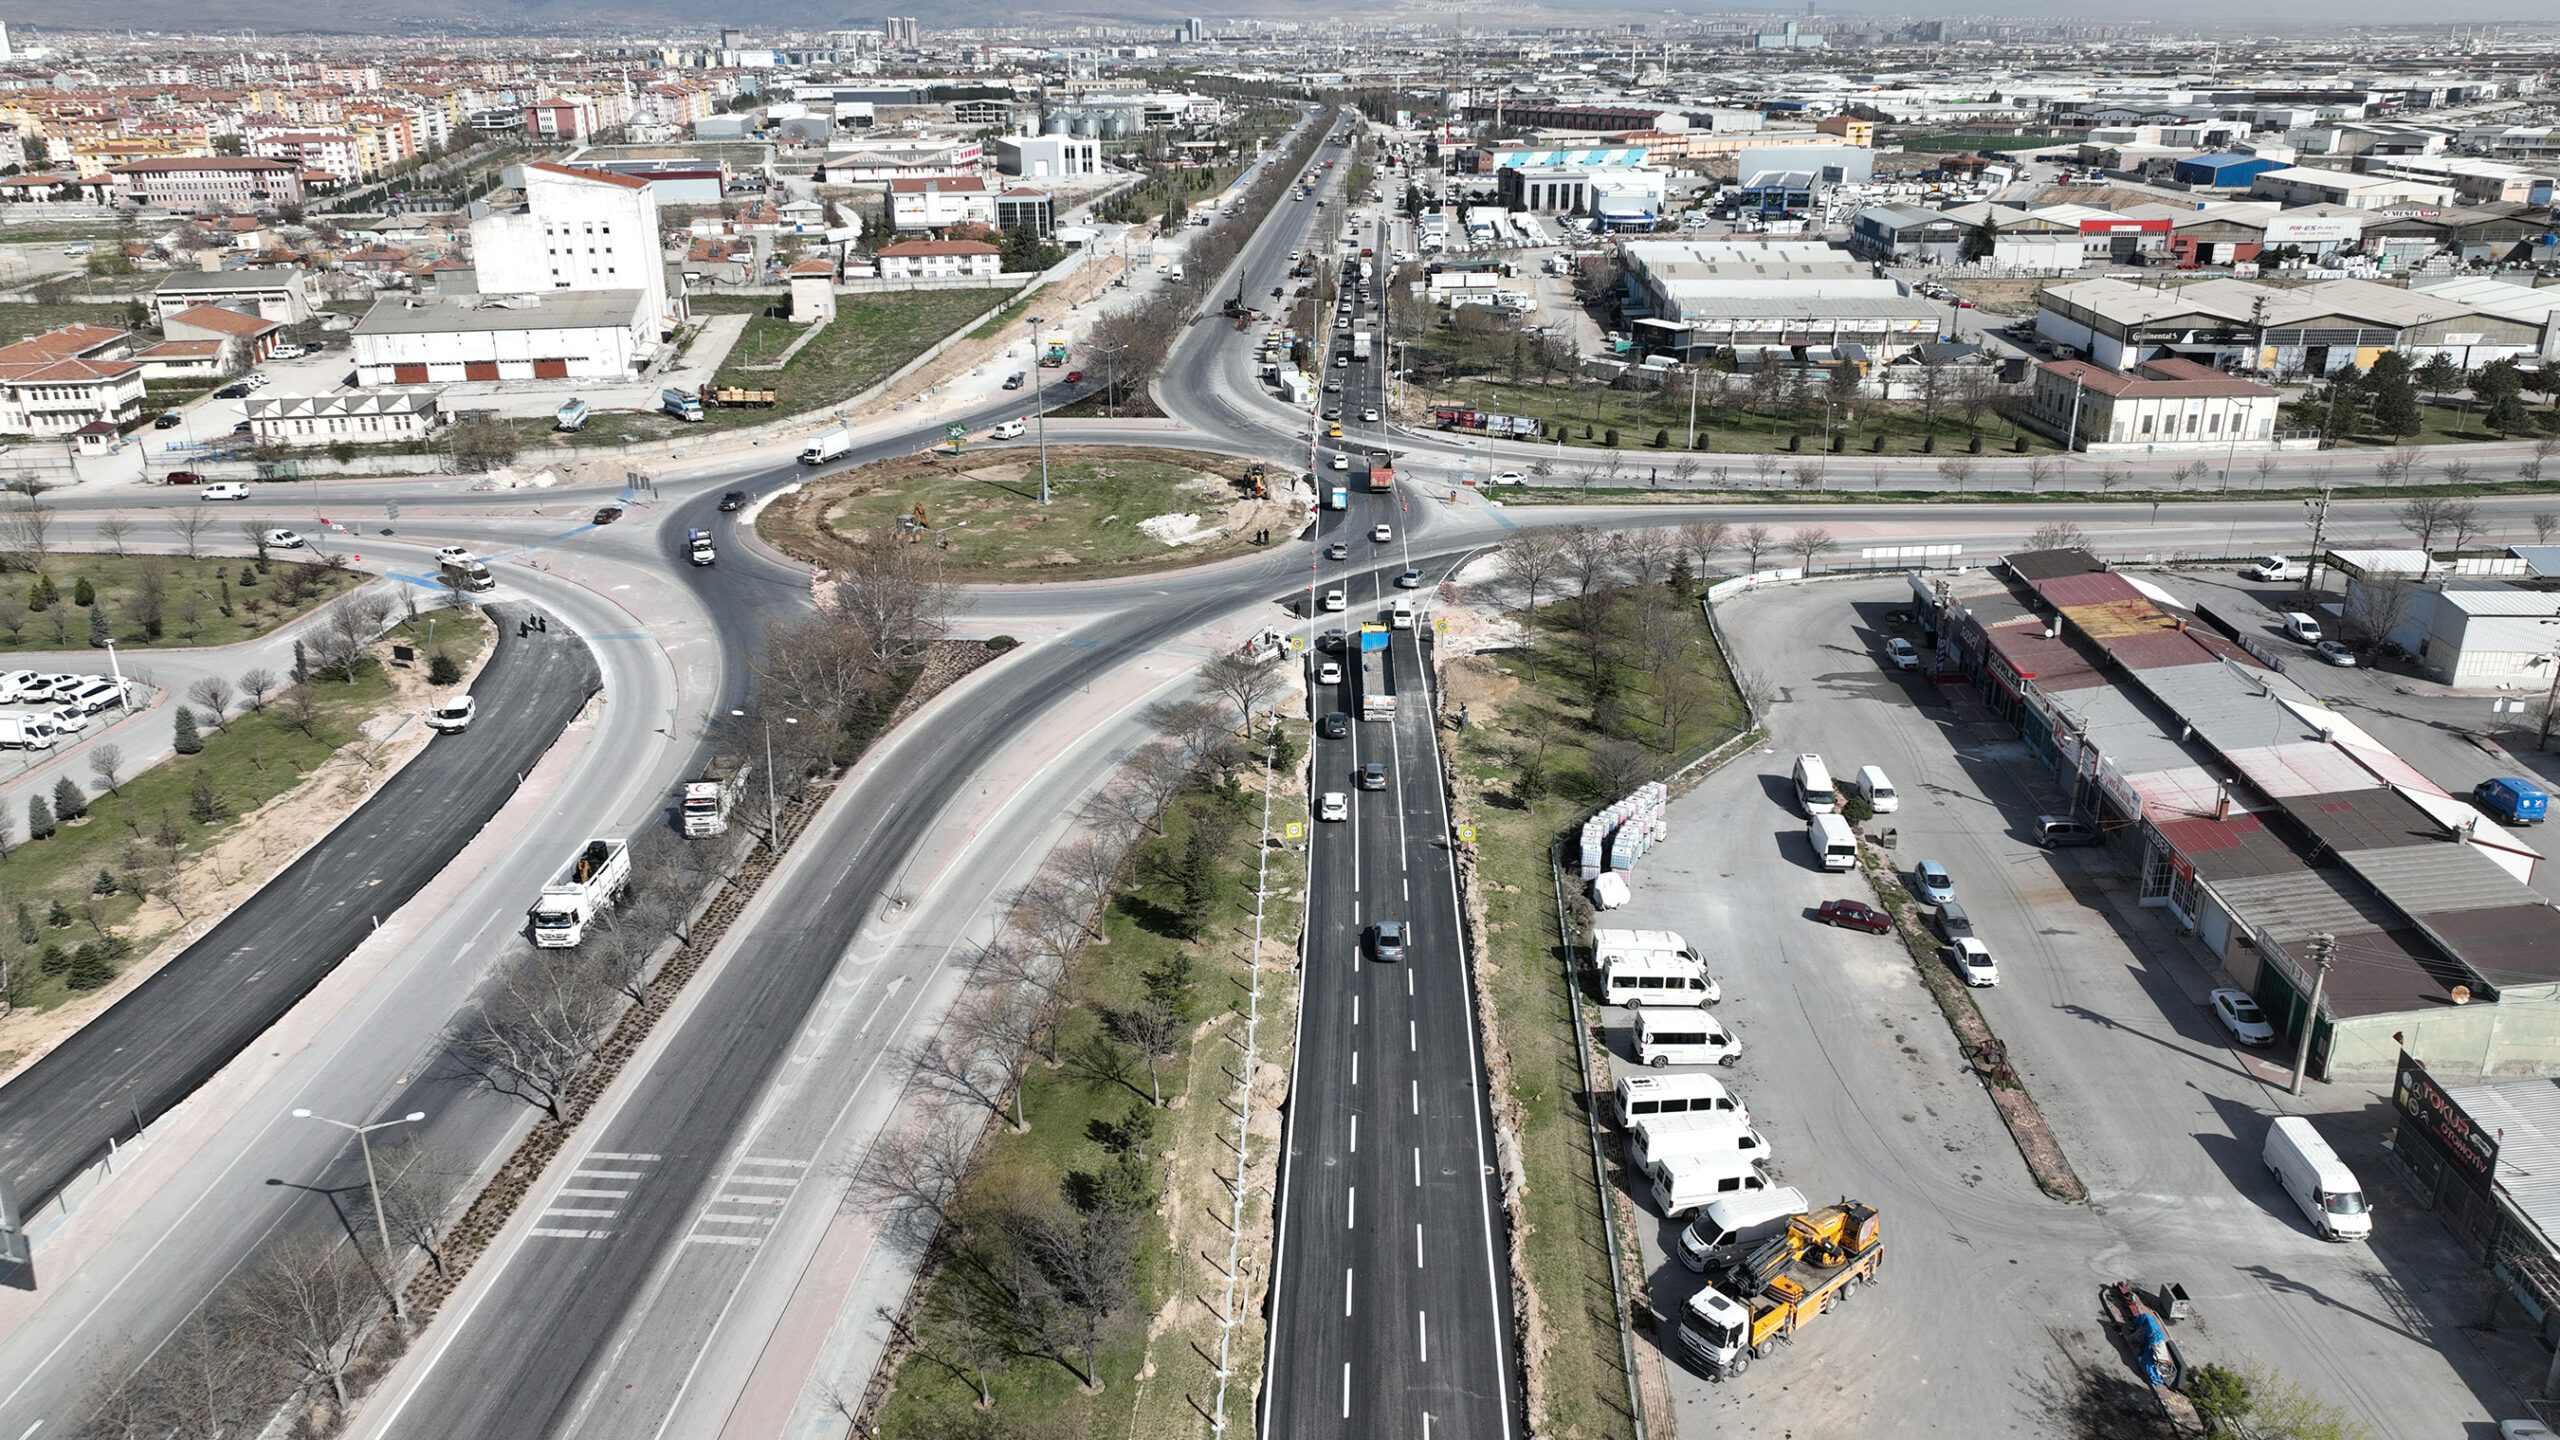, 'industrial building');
2032,274,2560,376
1618,238,1948,367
